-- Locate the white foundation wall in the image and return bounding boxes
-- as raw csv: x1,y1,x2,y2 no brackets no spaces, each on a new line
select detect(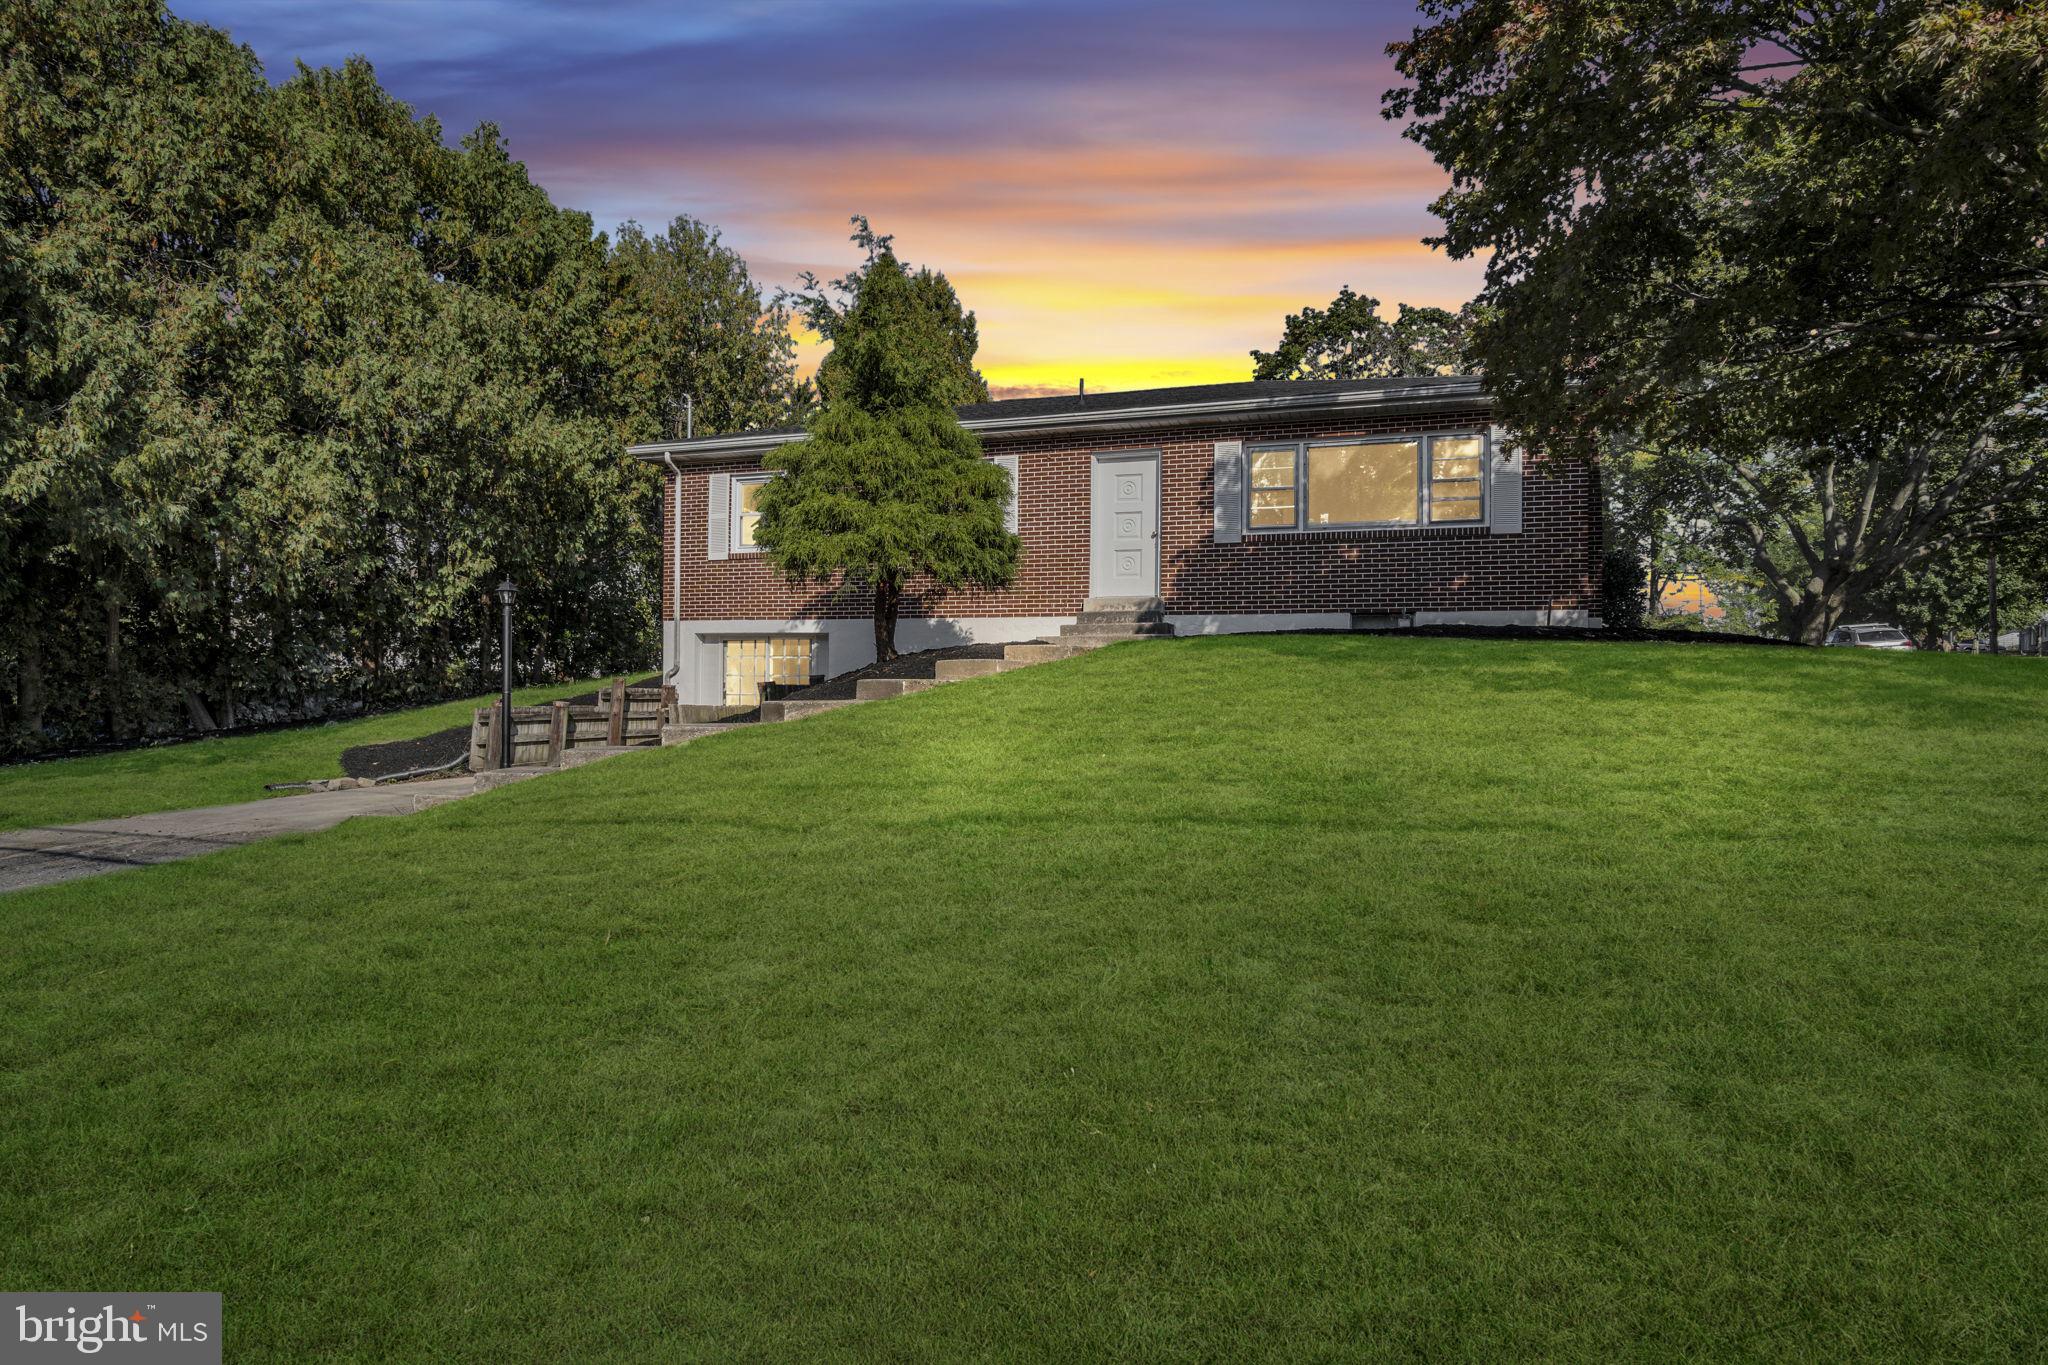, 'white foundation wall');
660,609,1606,706
662,616,1073,707
1412,608,1603,628
1167,612,1352,635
